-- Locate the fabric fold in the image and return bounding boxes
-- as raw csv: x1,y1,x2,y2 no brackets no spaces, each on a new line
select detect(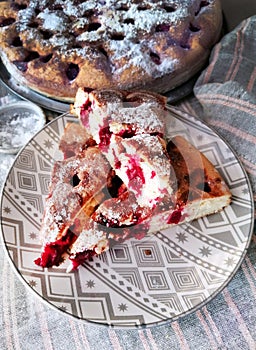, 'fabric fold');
177,16,256,195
